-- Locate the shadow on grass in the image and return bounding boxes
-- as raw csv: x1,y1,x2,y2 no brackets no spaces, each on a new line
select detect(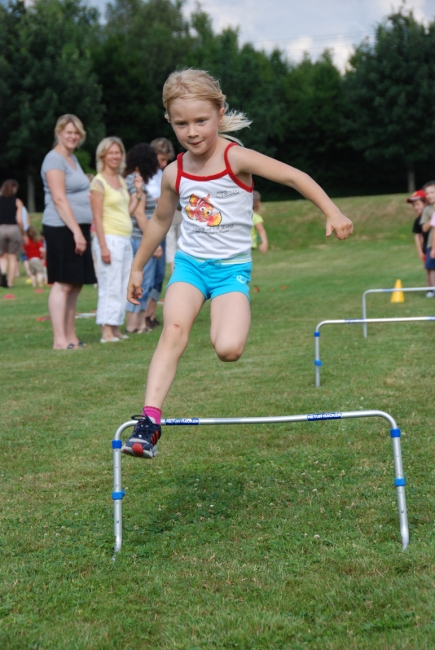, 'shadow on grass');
124,467,248,555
